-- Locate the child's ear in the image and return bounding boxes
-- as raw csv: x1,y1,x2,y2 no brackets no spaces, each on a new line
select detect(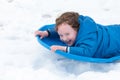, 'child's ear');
74,28,78,32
